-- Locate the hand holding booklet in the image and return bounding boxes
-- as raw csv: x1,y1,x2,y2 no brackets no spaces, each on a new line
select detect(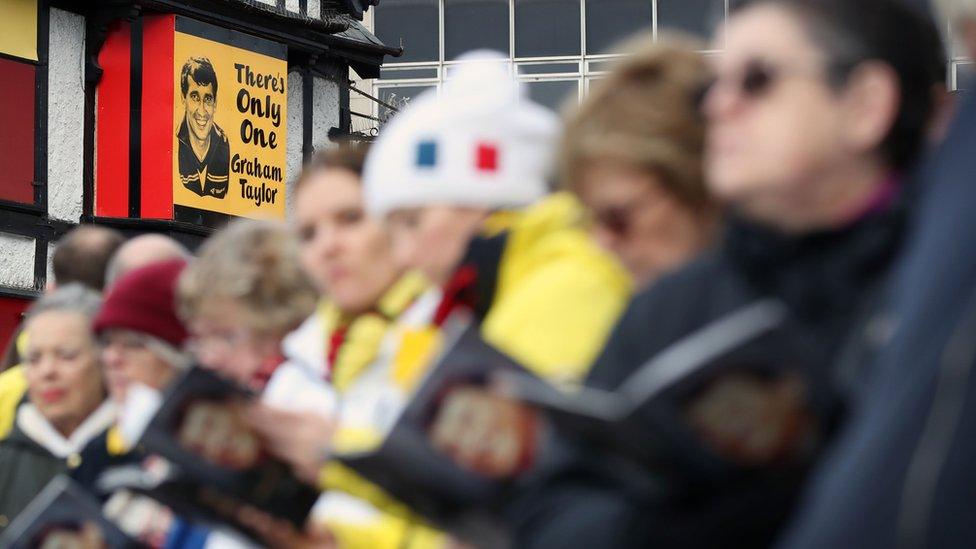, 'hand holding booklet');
338,299,829,543
503,299,829,480
97,367,320,536
0,476,139,549
337,325,531,546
